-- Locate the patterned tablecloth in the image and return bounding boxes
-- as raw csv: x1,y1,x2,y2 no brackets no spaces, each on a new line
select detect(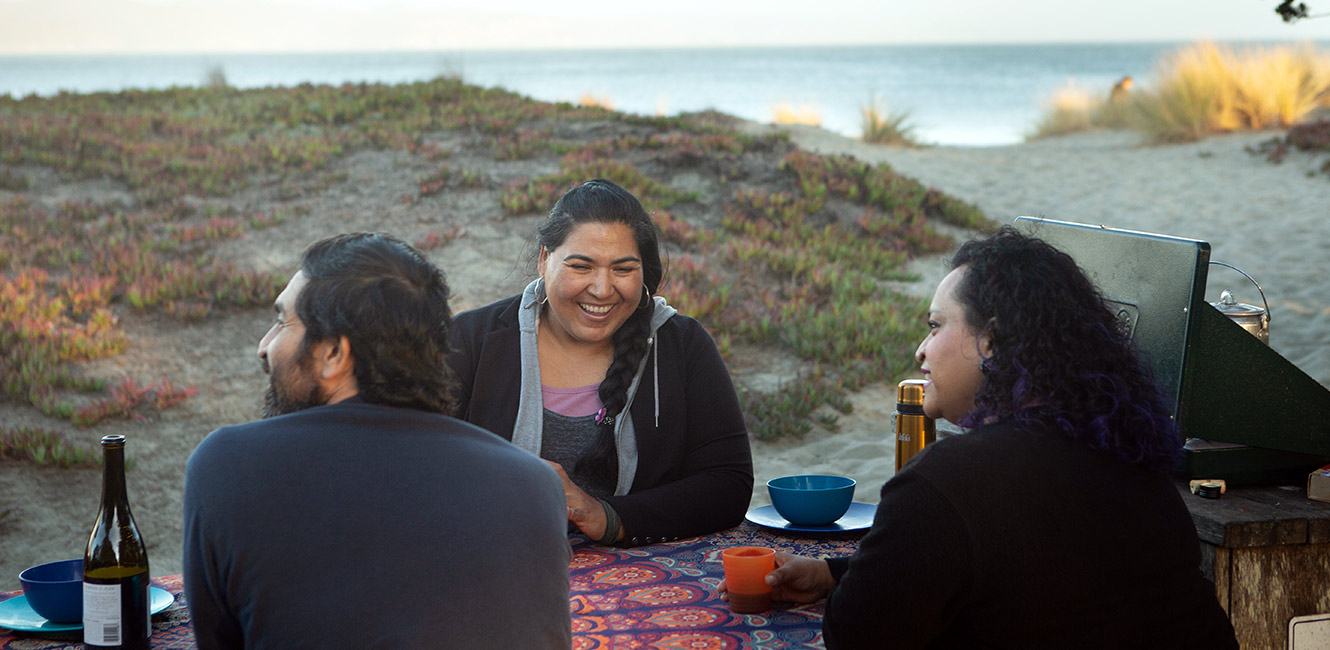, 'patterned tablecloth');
1,523,863,649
